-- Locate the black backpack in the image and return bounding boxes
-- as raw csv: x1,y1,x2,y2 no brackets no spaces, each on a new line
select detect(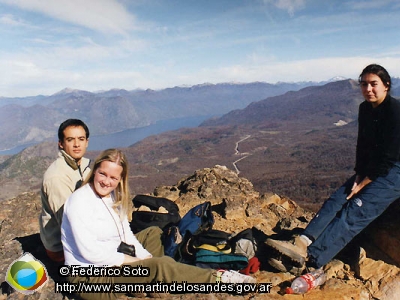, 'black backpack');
129,195,181,233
